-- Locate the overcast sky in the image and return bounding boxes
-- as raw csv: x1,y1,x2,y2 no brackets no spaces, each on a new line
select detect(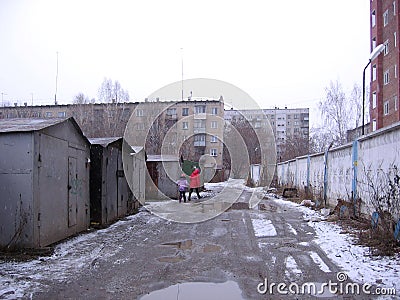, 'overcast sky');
0,0,370,117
